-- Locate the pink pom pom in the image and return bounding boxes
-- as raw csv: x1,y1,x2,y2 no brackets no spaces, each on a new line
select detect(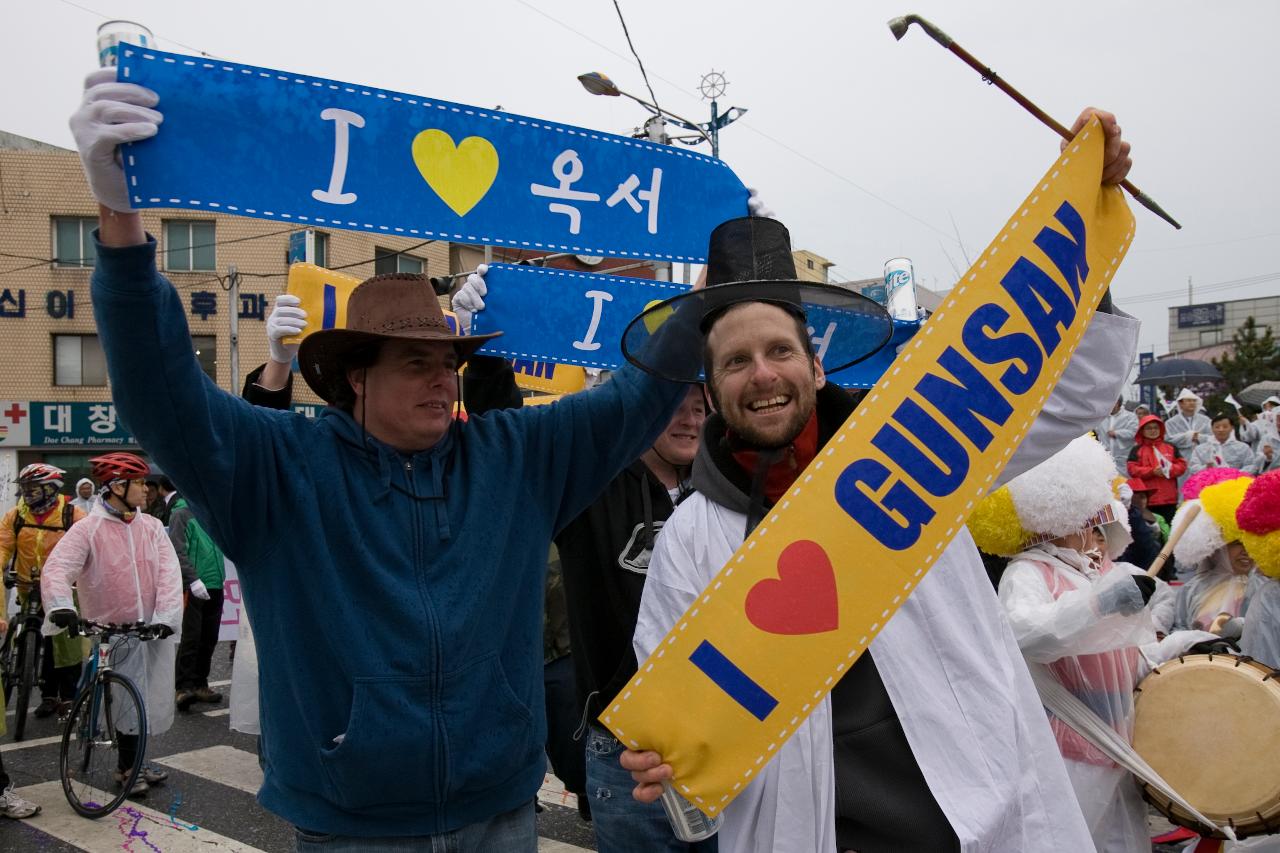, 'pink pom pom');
1182,467,1248,501
1237,470,1280,535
